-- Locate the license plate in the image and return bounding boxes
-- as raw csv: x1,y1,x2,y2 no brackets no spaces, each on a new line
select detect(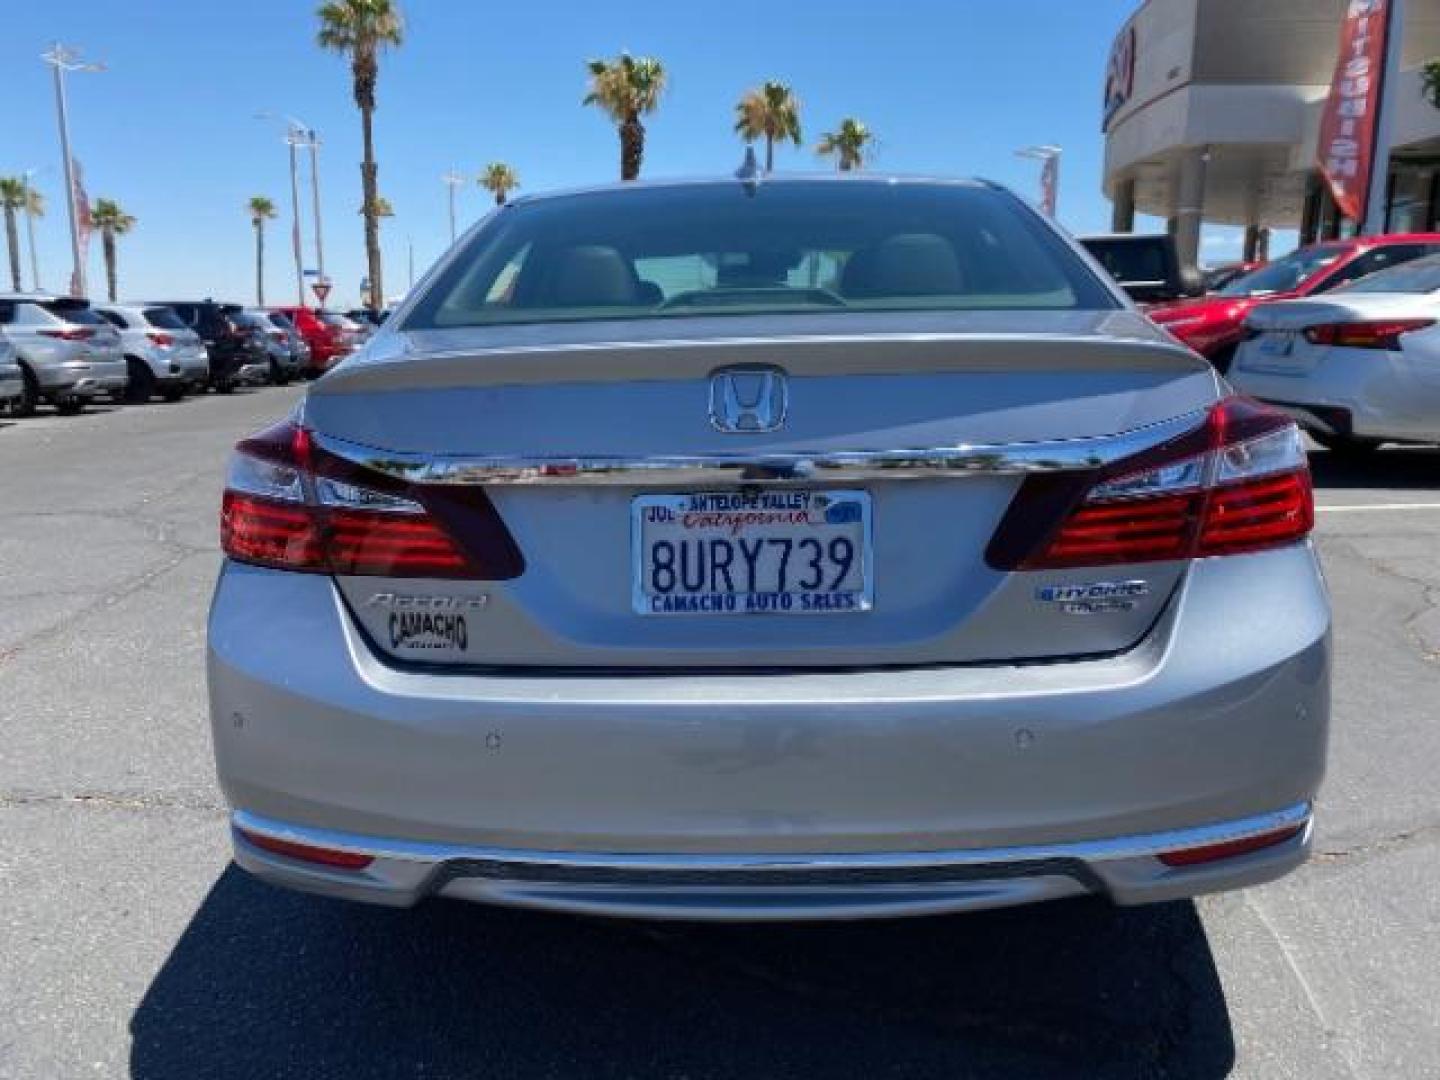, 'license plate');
1258,332,1296,358
632,491,872,616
